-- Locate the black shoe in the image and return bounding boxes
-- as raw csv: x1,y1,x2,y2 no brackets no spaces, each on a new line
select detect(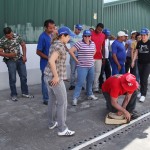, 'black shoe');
69,86,75,90
43,101,48,105
82,87,85,90
131,111,140,119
